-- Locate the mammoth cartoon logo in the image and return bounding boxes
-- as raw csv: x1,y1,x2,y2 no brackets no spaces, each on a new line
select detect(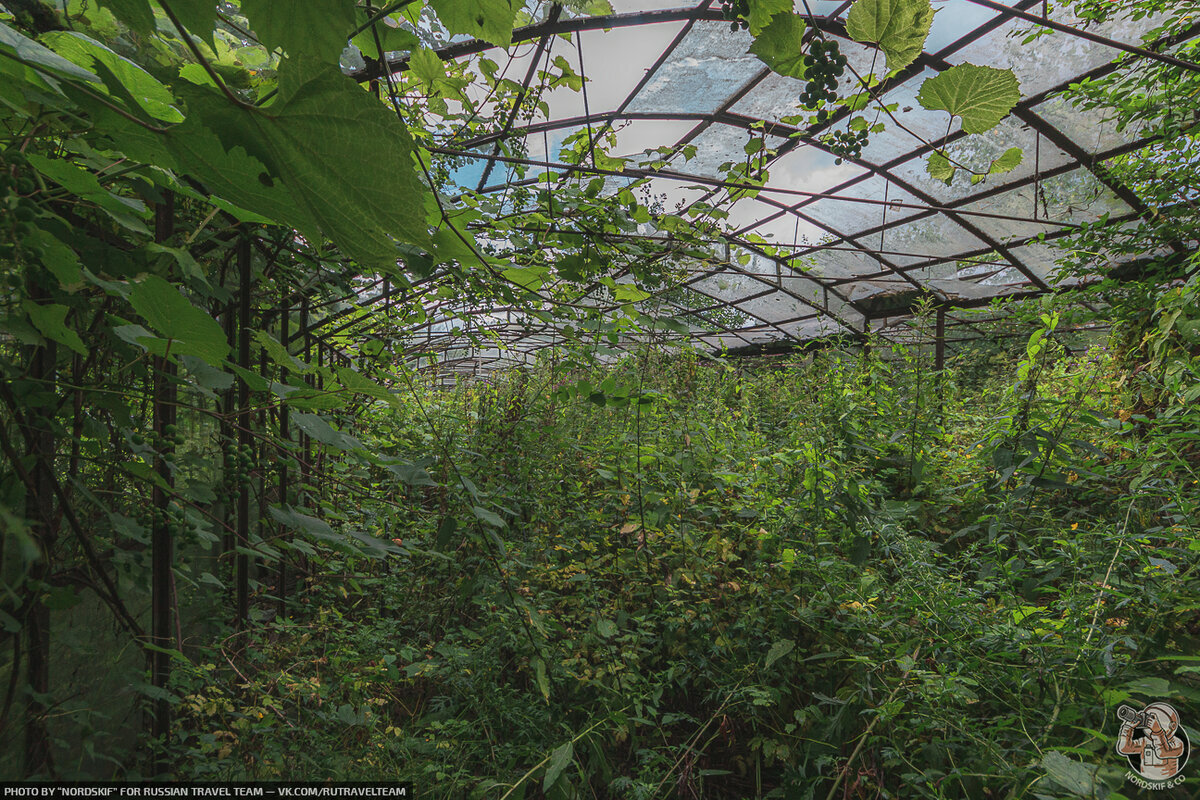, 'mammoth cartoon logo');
1116,702,1189,784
